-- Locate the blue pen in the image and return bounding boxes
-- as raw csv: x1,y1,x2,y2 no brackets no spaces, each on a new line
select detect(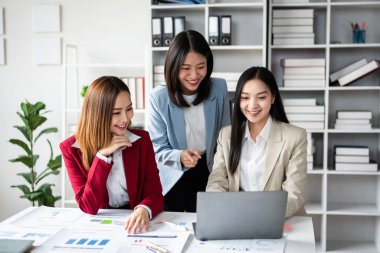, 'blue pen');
146,246,160,253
